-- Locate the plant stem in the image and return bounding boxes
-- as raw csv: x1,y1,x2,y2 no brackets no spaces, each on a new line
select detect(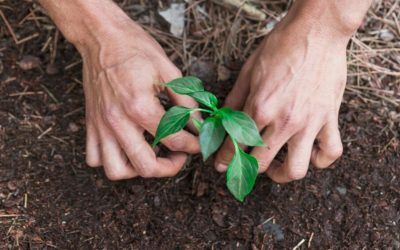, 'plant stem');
192,108,213,114
231,137,240,153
